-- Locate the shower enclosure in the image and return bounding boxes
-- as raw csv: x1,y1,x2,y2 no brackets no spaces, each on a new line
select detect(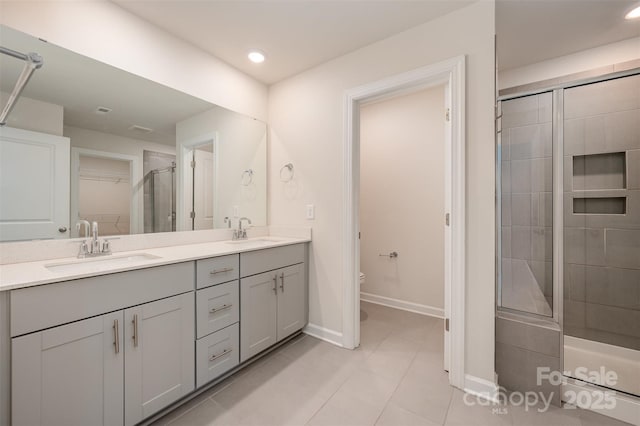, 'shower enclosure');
143,151,176,233
497,72,640,405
